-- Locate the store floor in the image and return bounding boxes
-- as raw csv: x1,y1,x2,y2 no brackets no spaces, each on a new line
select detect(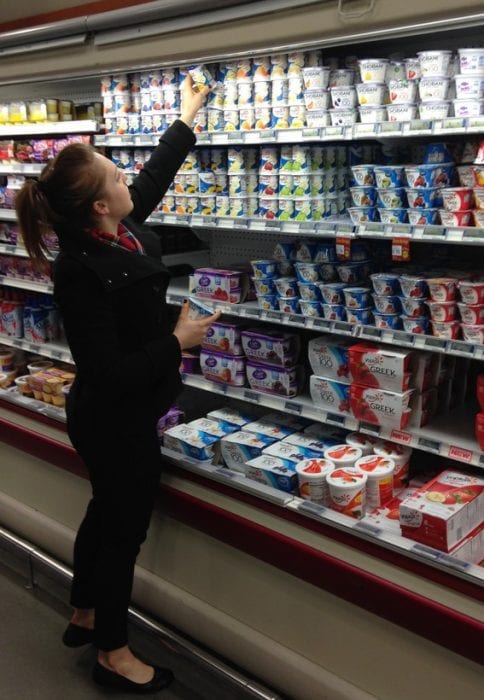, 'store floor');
0,555,276,700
